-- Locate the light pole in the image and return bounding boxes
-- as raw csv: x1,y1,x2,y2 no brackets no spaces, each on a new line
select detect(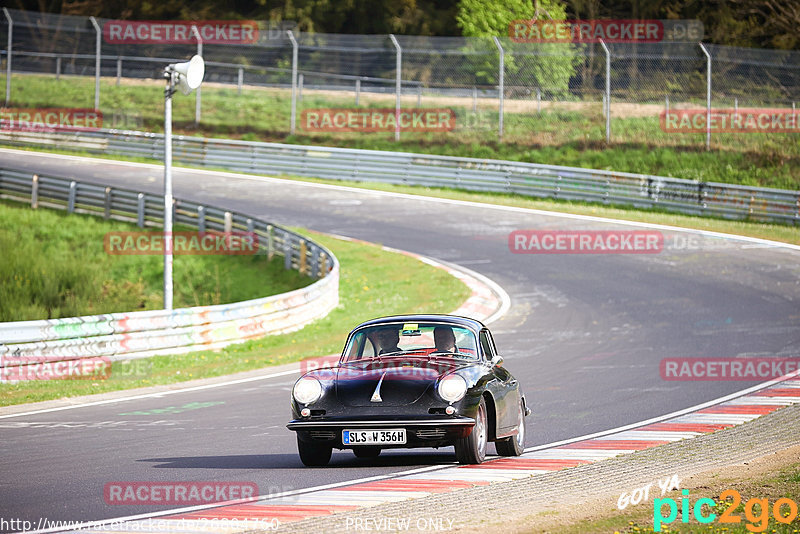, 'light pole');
163,55,204,310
